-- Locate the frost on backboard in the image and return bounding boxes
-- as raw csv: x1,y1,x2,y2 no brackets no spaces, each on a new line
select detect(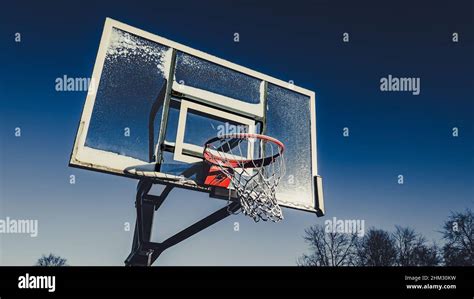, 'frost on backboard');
70,18,324,216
